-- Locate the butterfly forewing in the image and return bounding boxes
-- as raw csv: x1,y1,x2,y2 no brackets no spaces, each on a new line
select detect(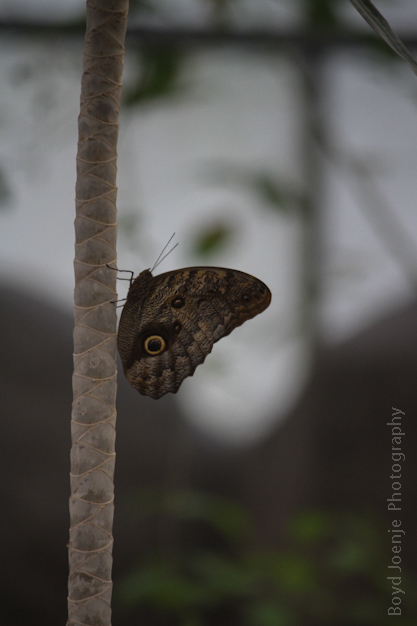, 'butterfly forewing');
117,267,271,399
